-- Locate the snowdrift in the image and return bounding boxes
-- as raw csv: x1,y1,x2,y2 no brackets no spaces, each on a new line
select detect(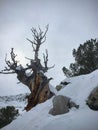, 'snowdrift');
1,70,98,130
